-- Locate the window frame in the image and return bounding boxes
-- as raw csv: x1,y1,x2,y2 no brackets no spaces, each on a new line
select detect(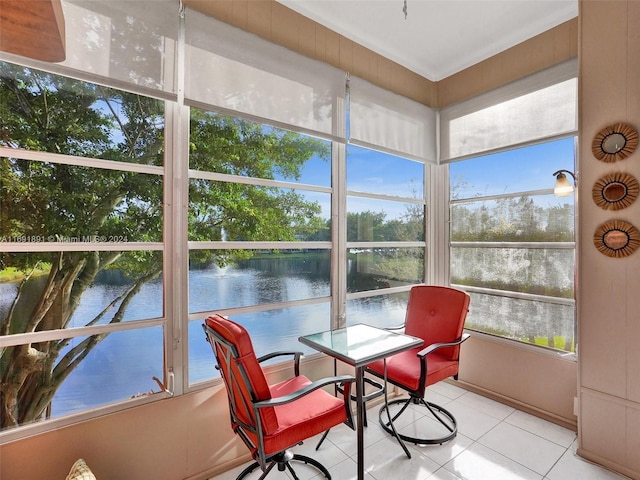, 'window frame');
0,6,578,443
343,144,430,316
446,136,577,356
184,107,337,387
0,124,170,442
